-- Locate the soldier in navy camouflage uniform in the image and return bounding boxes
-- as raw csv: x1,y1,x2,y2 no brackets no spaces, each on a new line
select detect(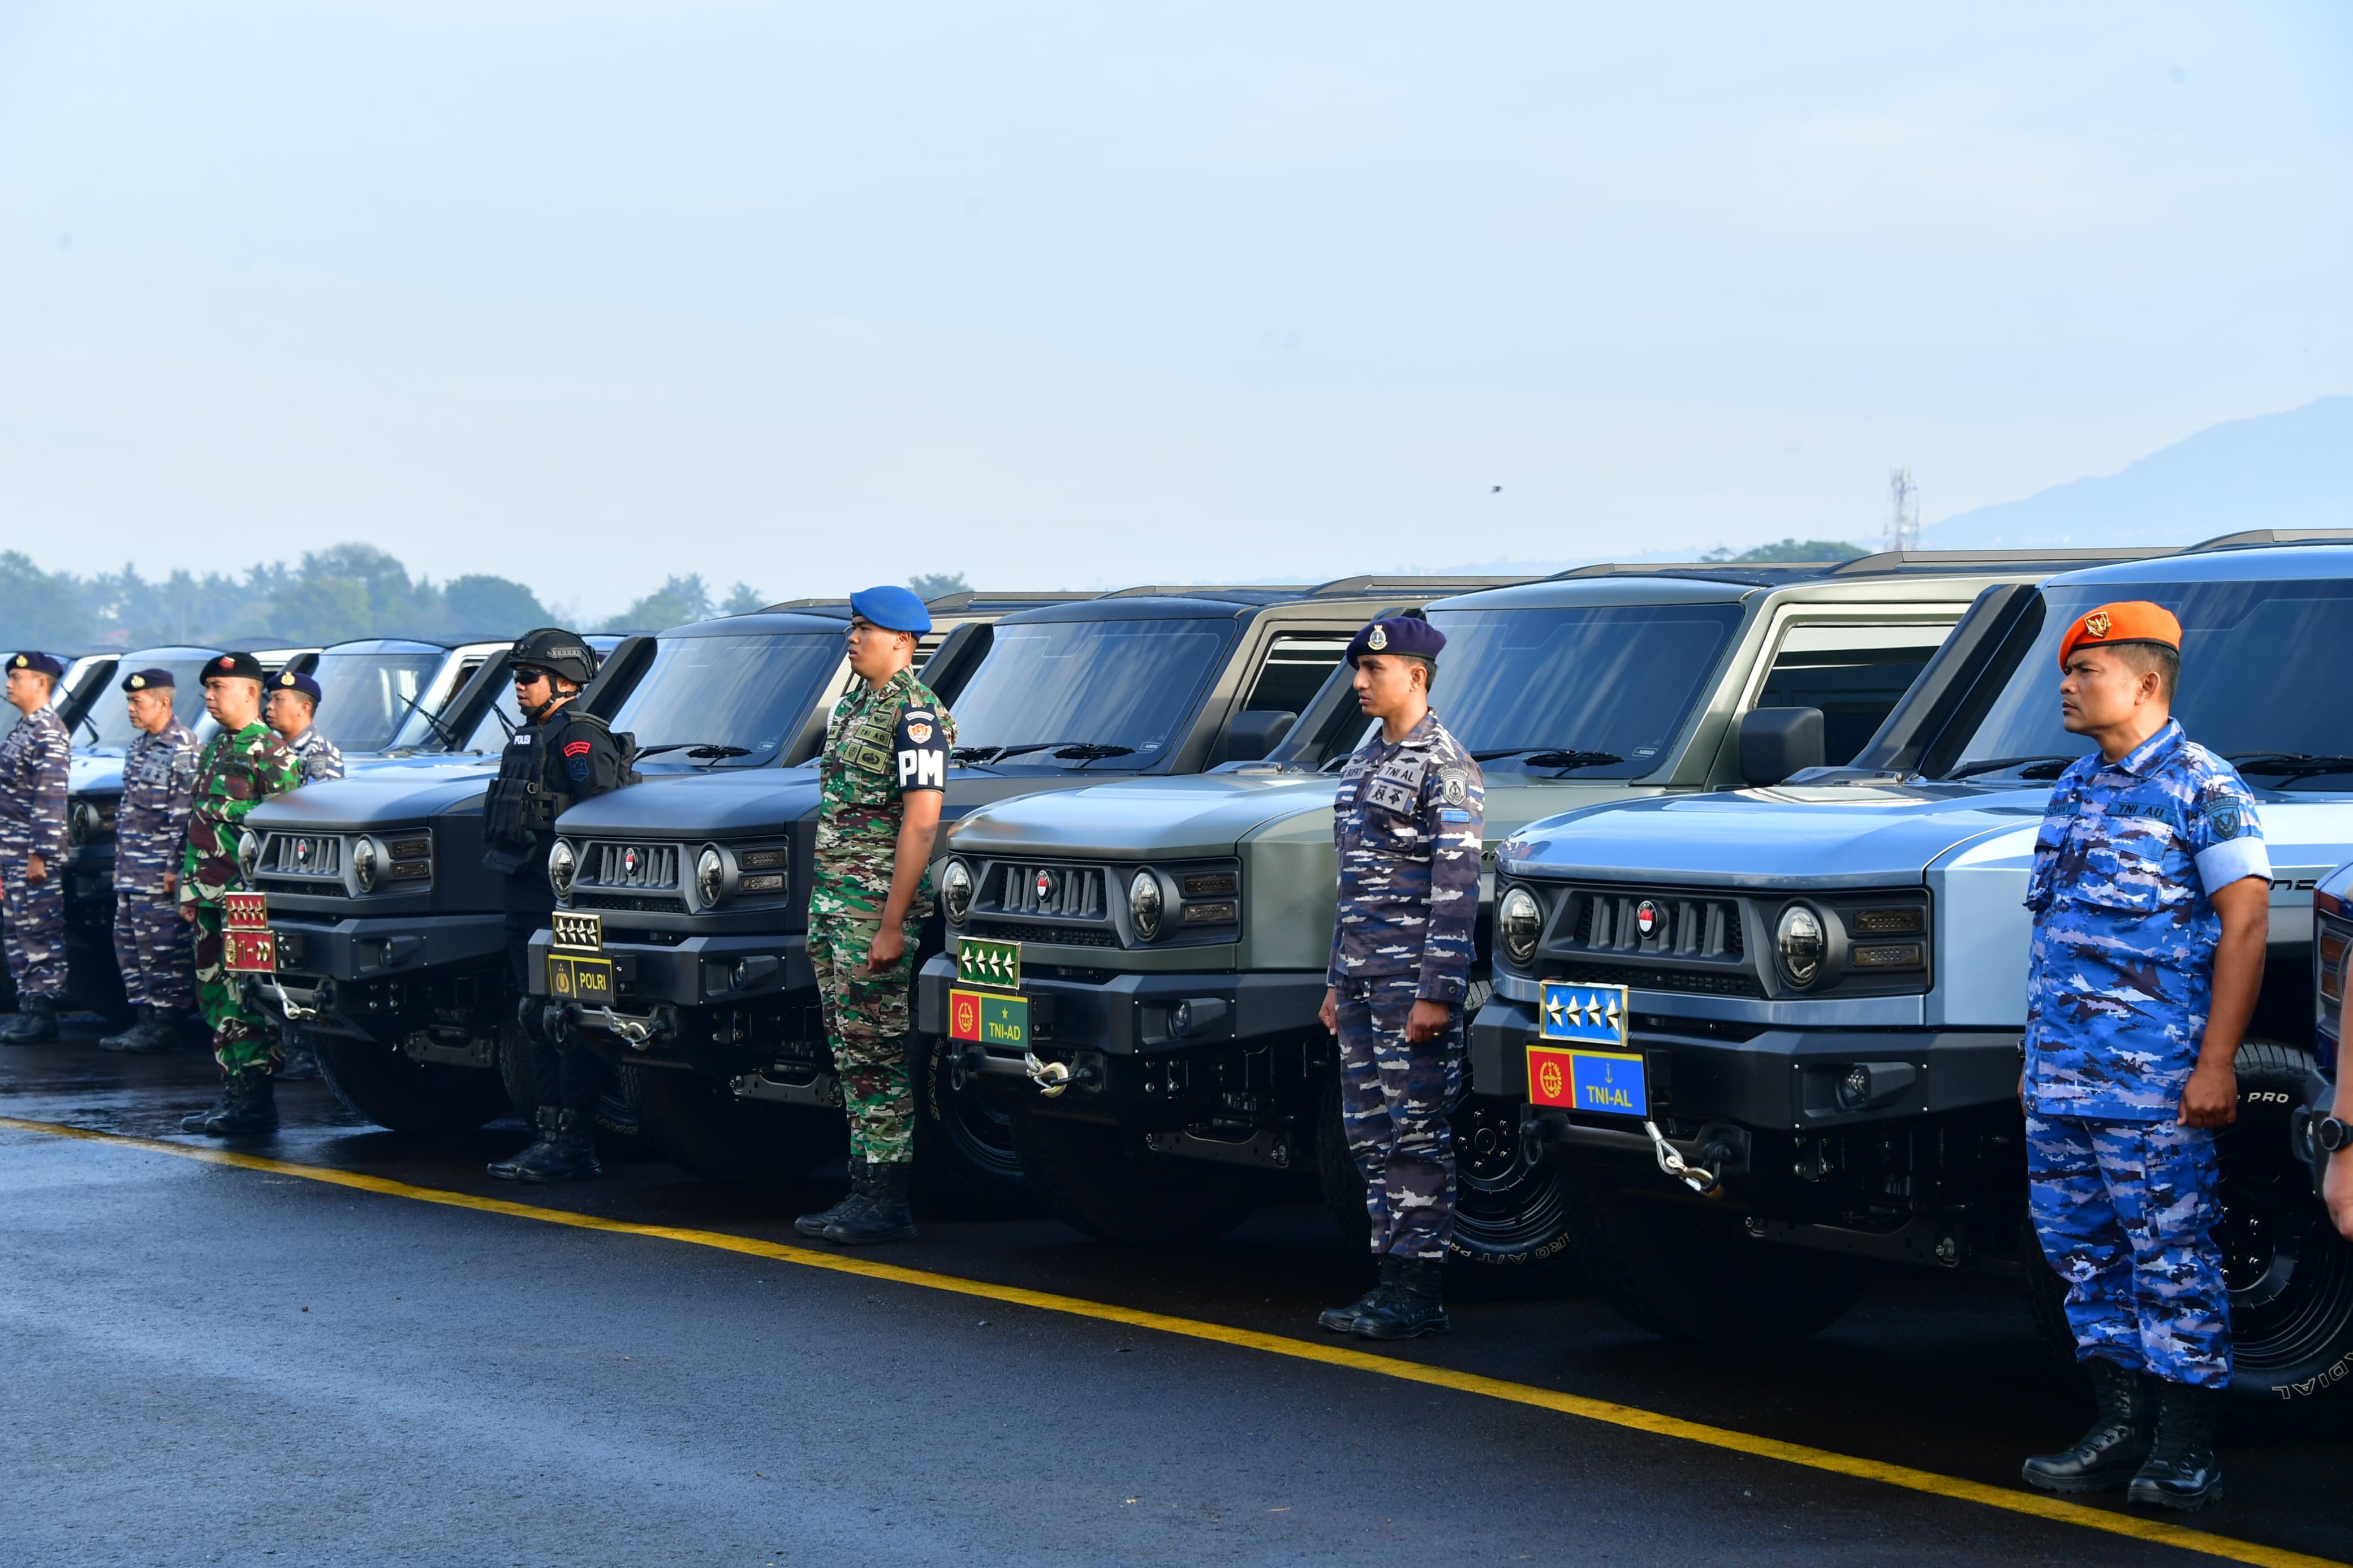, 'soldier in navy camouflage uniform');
99,668,199,1055
0,651,73,1044
2019,602,2271,1513
265,669,344,784
1315,614,1483,1341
